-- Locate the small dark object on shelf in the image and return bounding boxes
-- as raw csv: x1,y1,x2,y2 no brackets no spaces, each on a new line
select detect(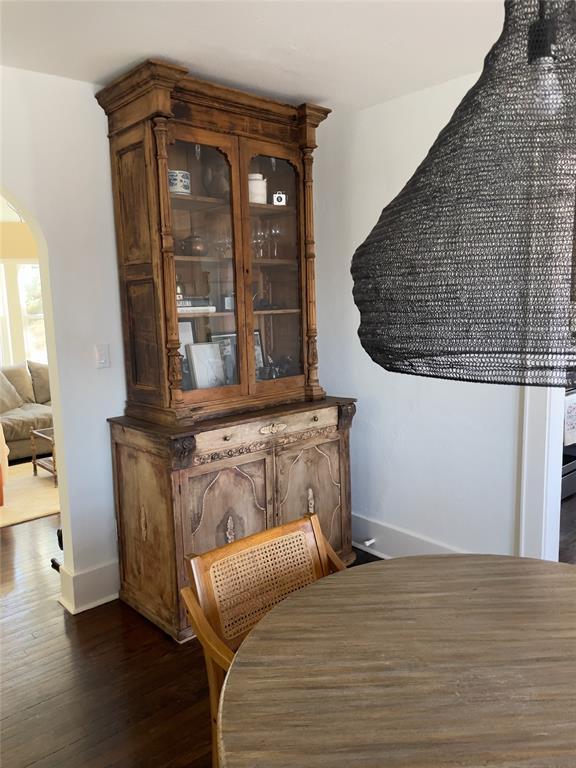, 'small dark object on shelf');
277,354,298,376
177,234,207,257
254,297,273,310
259,355,280,379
